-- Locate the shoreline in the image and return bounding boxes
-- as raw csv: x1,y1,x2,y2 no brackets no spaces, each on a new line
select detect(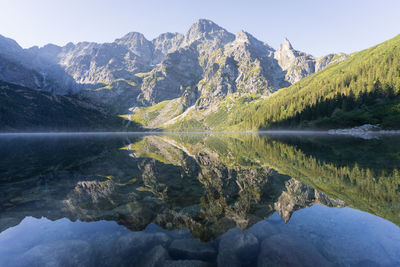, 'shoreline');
0,130,400,136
